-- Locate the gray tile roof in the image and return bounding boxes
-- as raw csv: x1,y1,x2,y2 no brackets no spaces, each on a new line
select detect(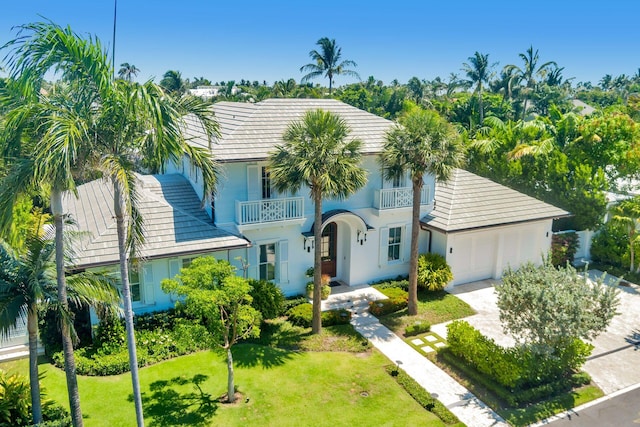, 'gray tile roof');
422,169,570,233
64,174,249,268
183,98,395,162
